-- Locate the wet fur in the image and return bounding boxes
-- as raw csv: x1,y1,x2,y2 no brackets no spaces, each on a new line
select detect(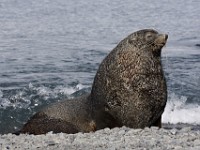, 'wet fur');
91,29,167,129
